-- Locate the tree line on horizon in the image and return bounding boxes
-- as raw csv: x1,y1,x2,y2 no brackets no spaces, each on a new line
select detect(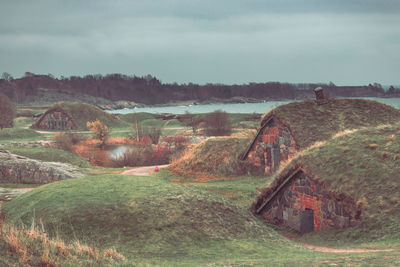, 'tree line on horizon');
0,72,398,105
